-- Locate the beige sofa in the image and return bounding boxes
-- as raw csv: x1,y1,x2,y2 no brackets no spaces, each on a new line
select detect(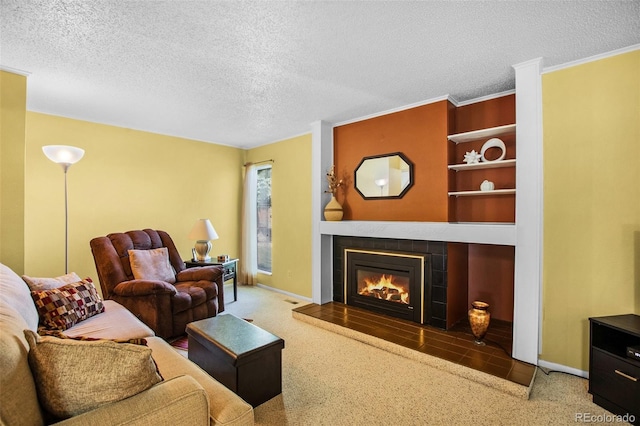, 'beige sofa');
0,263,254,425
